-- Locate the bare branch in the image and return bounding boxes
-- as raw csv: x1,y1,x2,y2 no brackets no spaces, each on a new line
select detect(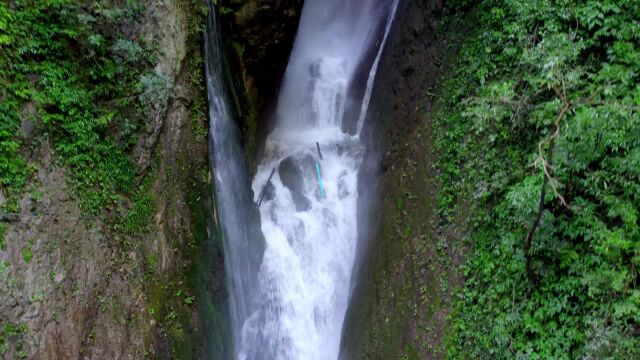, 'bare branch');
524,99,571,283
